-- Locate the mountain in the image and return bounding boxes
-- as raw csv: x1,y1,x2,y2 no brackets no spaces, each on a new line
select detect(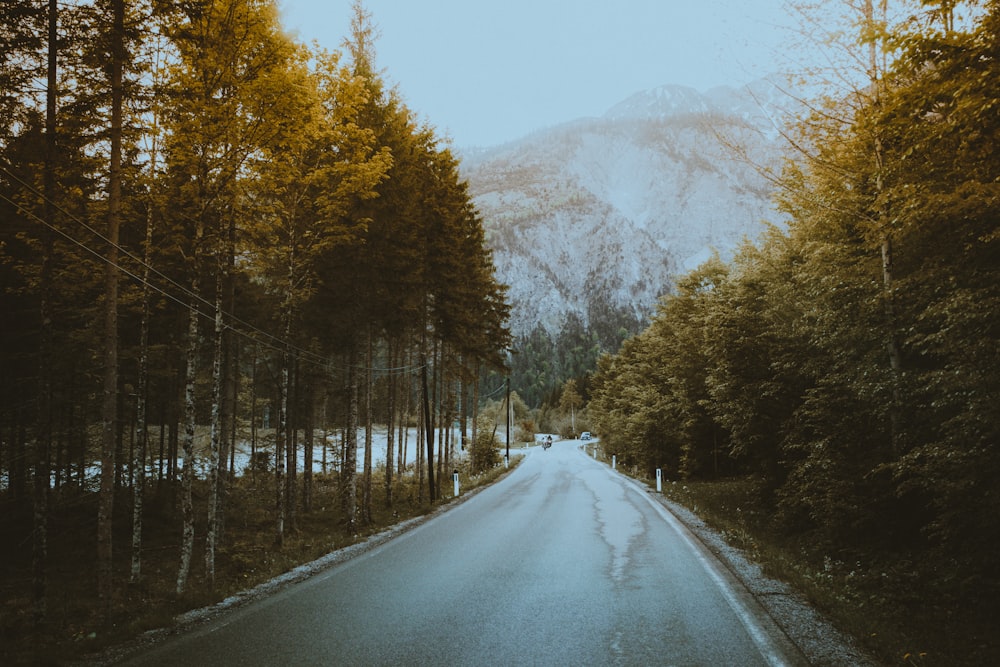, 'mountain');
460,81,789,400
